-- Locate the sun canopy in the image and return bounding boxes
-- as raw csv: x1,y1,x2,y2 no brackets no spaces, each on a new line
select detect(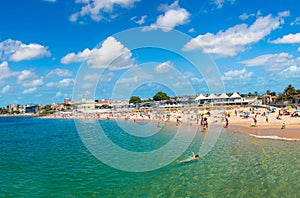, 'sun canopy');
218,93,229,99
195,94,207,101
207,93,218,99
230,92,241,98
